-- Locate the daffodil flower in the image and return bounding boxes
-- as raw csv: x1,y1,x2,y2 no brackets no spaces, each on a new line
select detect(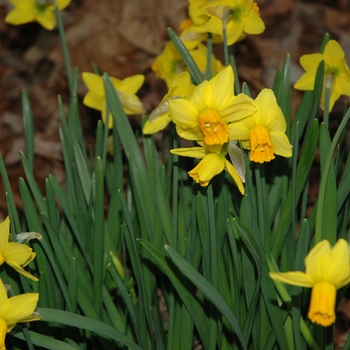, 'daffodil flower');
229,88,292,163
202,0,265,45
143,72,195,134
269,239,350,327
5,0,71,31
169,65,256,146
171,143,244,193
294,39,350,112
0,278,41,349
152,41,223,88
82,72,146,129
0,217,38,282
